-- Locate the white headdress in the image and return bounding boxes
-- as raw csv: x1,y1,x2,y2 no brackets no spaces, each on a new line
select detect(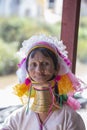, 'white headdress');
17,34,71,83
